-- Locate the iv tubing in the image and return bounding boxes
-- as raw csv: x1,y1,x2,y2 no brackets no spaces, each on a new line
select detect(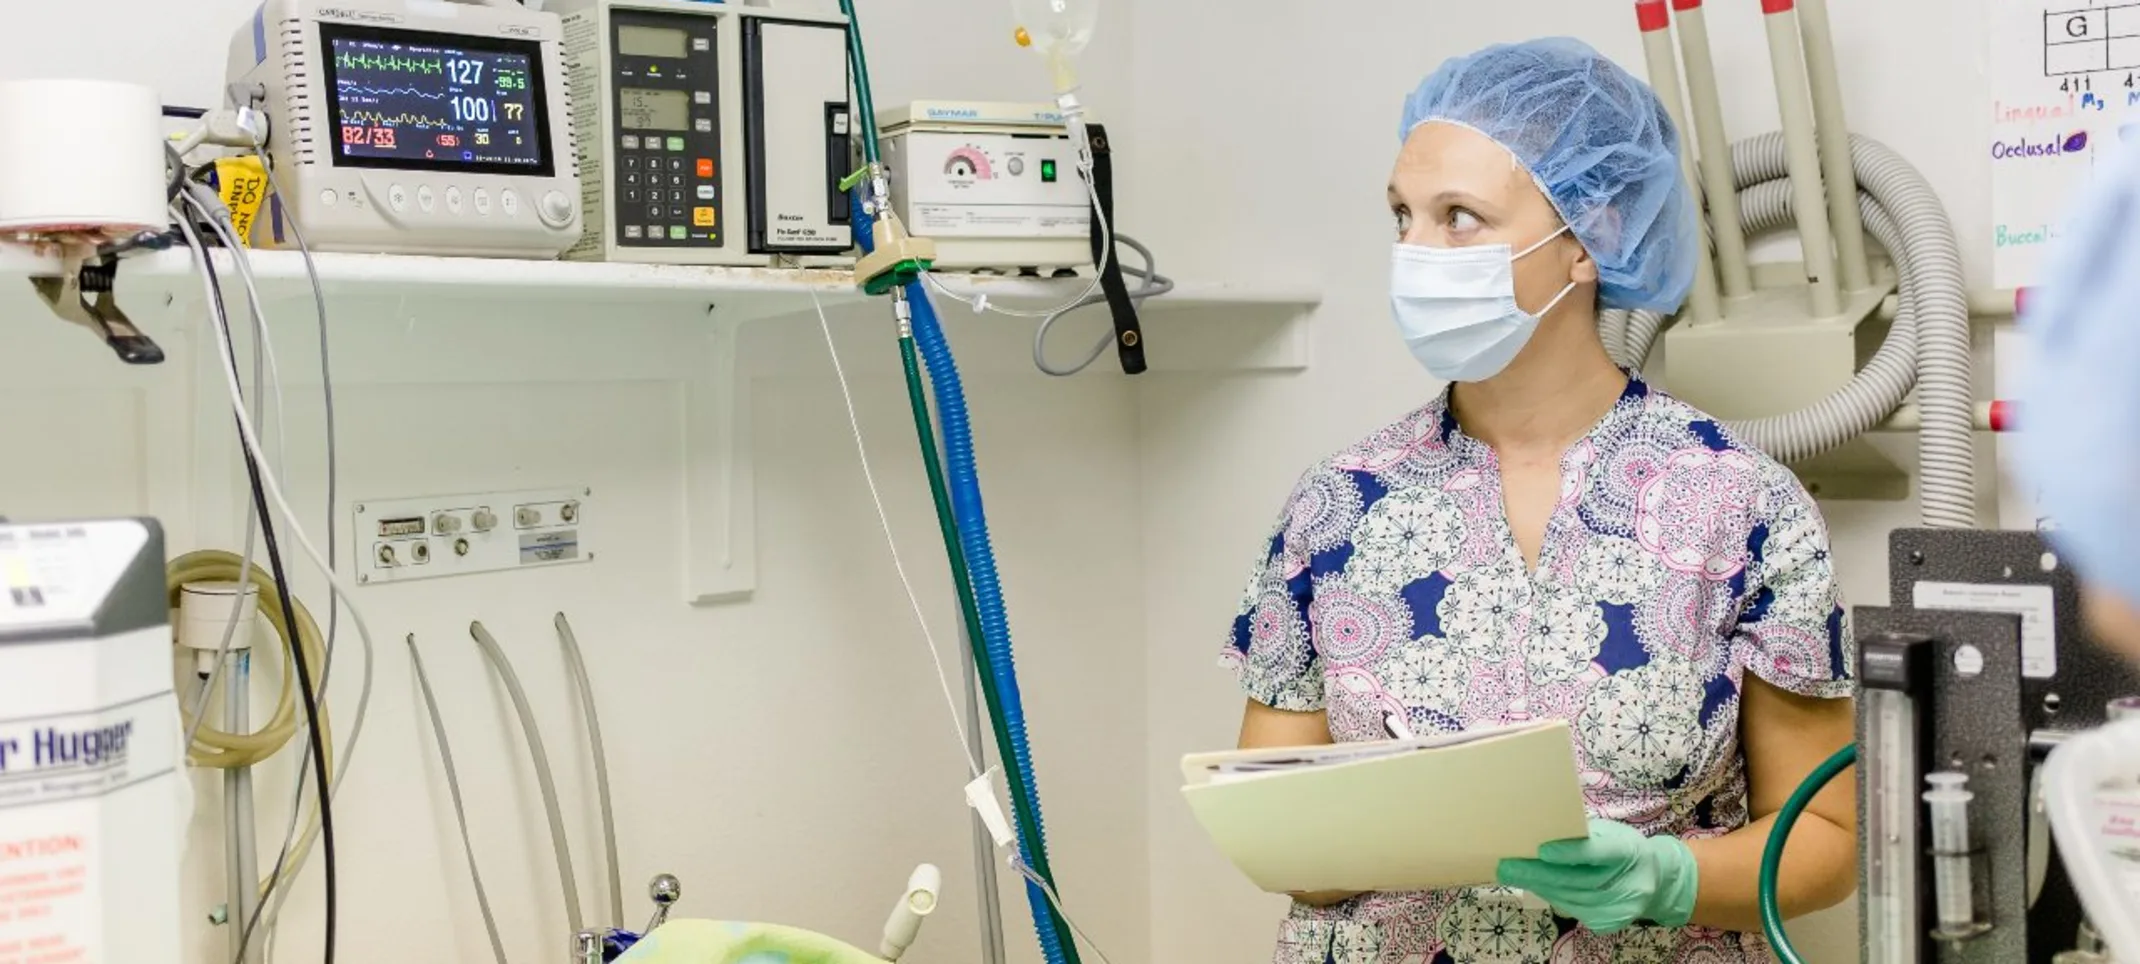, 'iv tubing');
1634,1,1720,327
1762,2,1841,318
469,620,585,936
1796,0,1872,292
848,188,1079,963
556,612,624,928
904,284,1079,964
1759,742,1857,964
1673,0,1754,300
834,1,1077,955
